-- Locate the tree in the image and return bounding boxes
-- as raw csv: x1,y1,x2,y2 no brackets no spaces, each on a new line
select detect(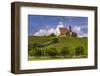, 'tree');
60,47,70,57
75,46,84,56
49,33,56,37
52,38,59,43
28,44,33,51
71,32,77,37
29,48,42,57
45,48,58,57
